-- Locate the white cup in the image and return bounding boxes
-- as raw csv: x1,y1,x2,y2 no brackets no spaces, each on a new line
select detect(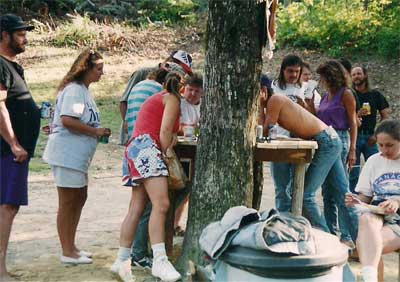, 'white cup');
183,125,195,141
